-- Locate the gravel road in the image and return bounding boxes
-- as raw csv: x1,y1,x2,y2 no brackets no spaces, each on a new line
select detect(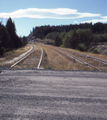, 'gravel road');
0,70,107,120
